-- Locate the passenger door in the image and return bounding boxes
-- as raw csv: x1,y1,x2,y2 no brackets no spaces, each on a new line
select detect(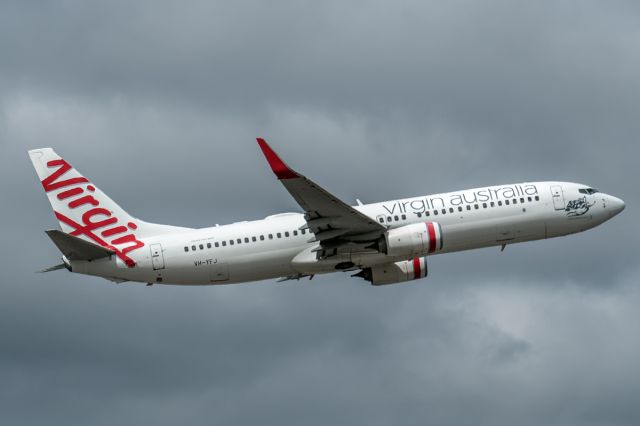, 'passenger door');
550,185,565,210
150,243,165,270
